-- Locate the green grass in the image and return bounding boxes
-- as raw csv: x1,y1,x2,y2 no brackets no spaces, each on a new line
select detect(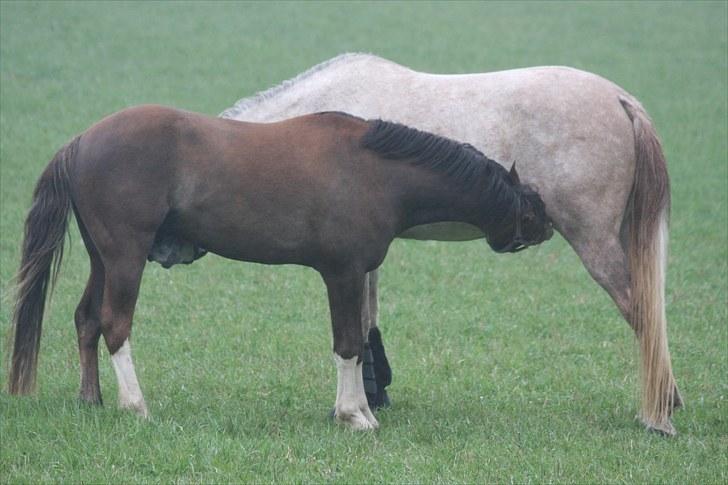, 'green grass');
1,1,726,483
